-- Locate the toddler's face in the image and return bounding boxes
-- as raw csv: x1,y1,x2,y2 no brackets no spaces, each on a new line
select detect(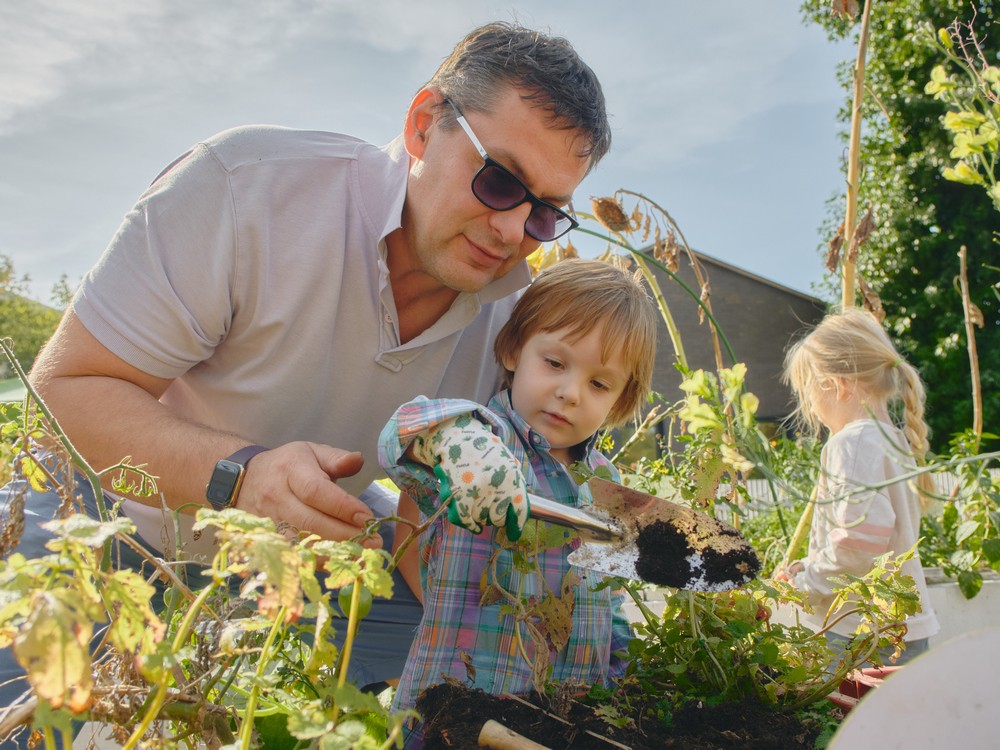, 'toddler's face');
504,324,628,464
